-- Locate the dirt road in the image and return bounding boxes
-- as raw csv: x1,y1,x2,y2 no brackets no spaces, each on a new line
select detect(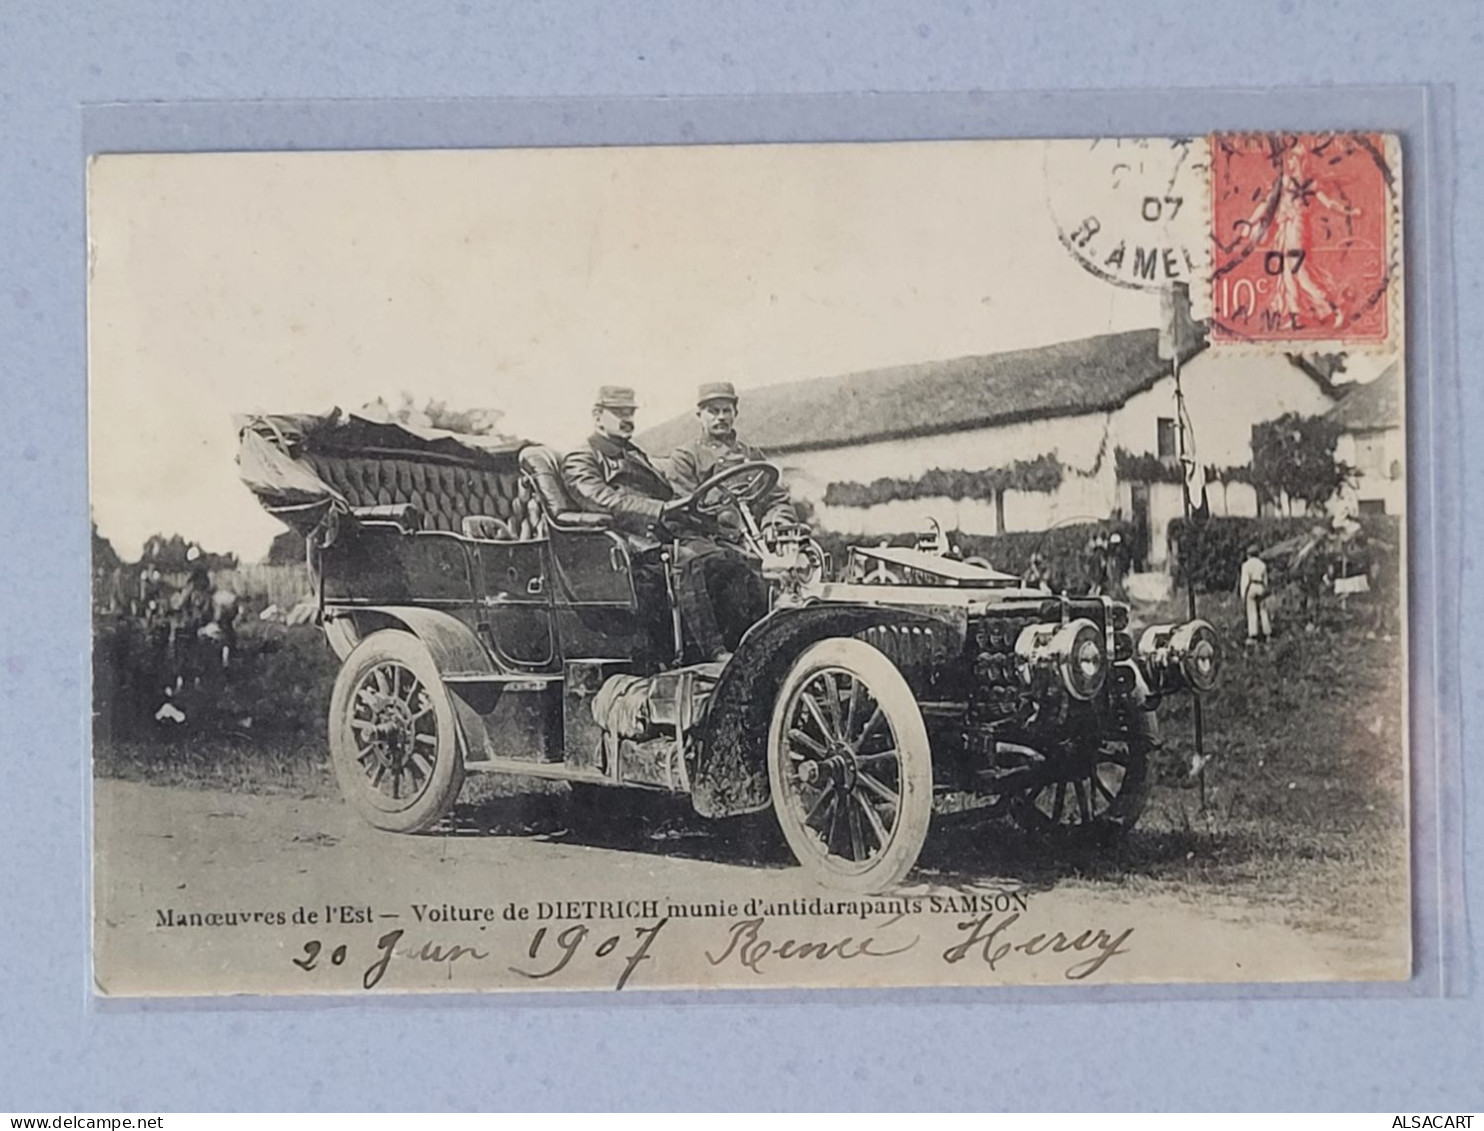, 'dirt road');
93,778,1408,996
